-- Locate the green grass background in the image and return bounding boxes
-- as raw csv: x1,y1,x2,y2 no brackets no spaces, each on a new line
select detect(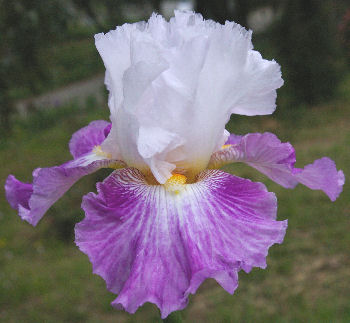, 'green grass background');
0,81,349,322
10,38,104,100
